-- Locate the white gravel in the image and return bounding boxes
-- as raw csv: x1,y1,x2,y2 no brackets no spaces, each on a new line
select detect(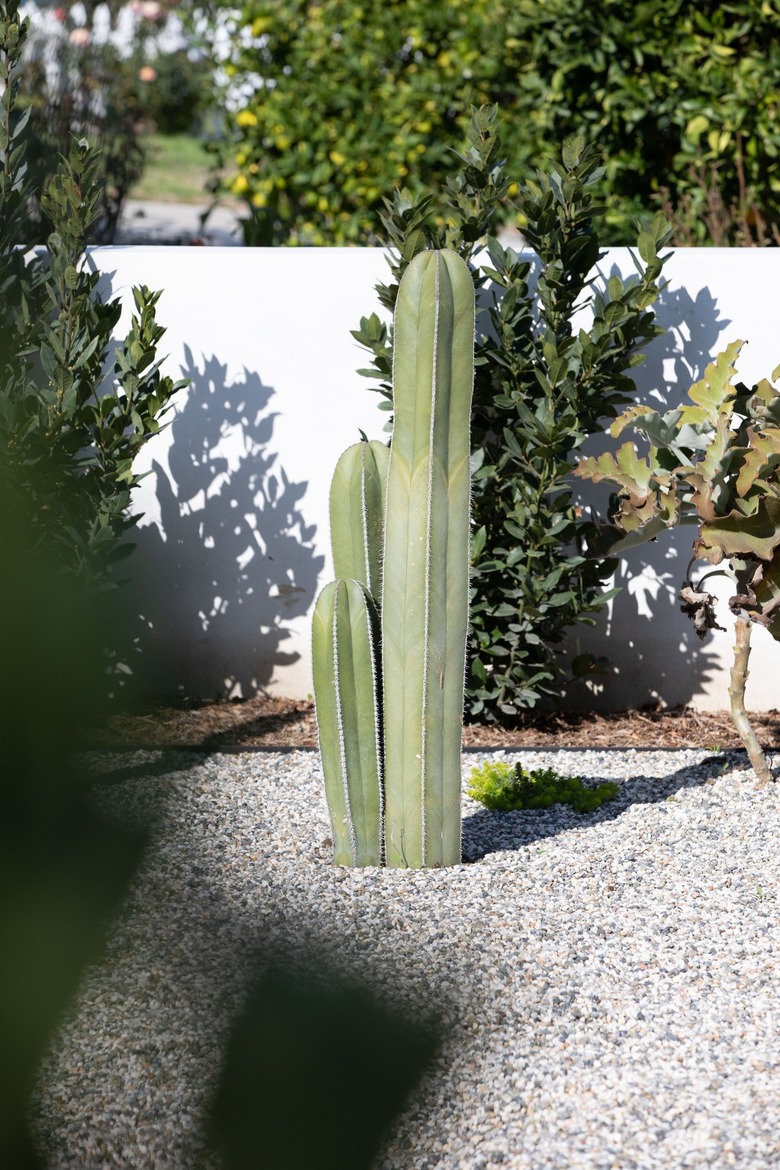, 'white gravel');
32,747,780,1170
